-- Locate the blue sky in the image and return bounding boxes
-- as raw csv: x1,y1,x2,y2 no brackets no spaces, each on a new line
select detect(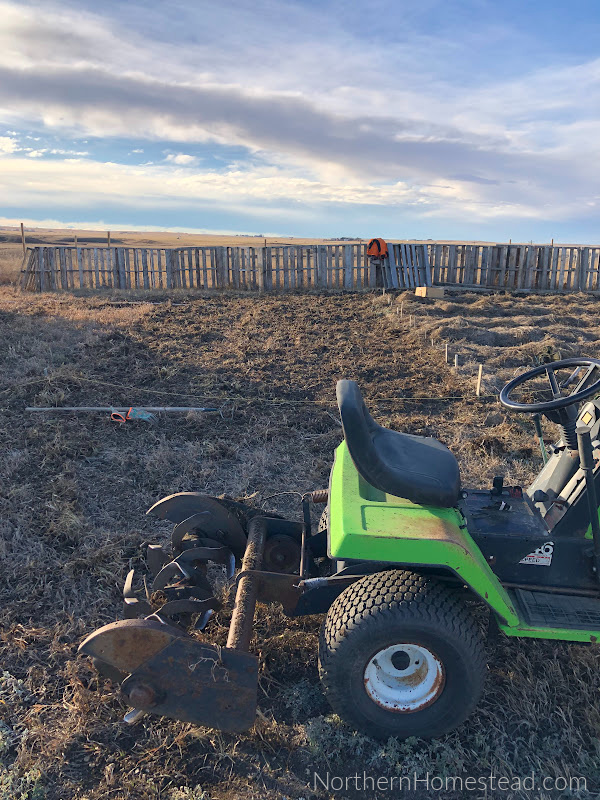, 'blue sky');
1,0,599,241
